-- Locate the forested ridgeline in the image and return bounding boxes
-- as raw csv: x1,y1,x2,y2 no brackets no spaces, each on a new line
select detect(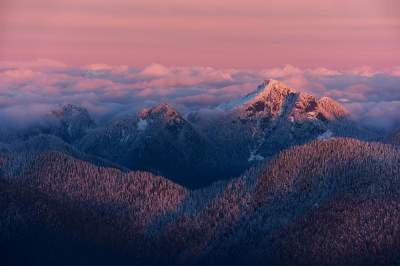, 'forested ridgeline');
1,138,400,265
